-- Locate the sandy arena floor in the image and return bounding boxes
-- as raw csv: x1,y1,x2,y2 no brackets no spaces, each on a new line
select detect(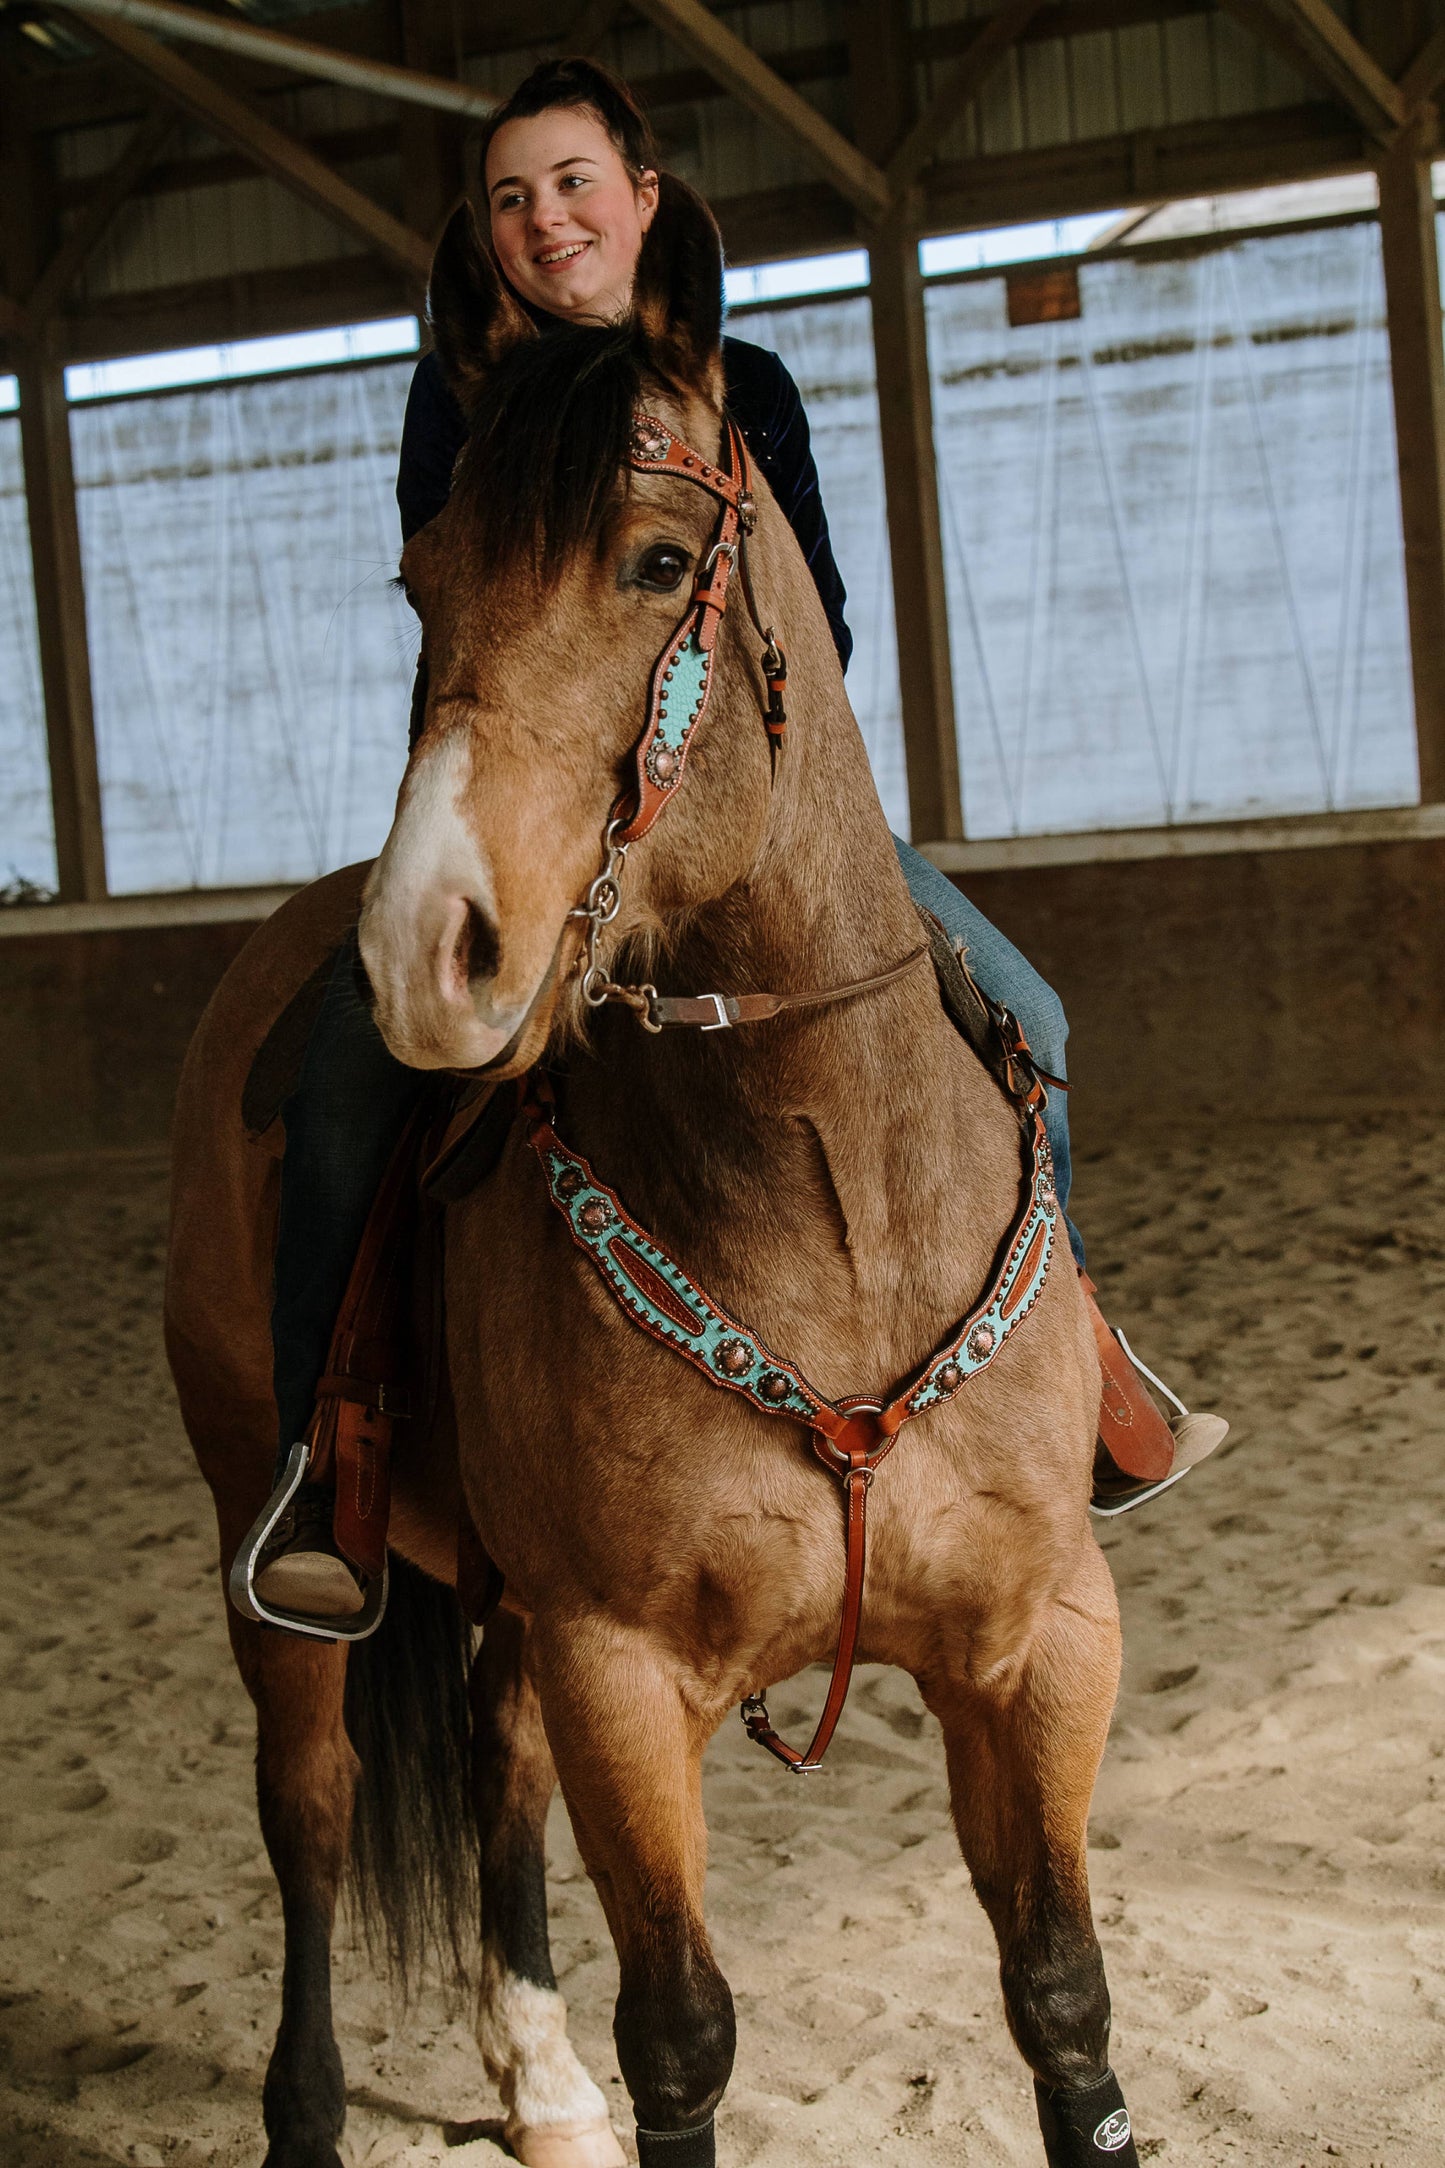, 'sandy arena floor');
1,1115,1443,2167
